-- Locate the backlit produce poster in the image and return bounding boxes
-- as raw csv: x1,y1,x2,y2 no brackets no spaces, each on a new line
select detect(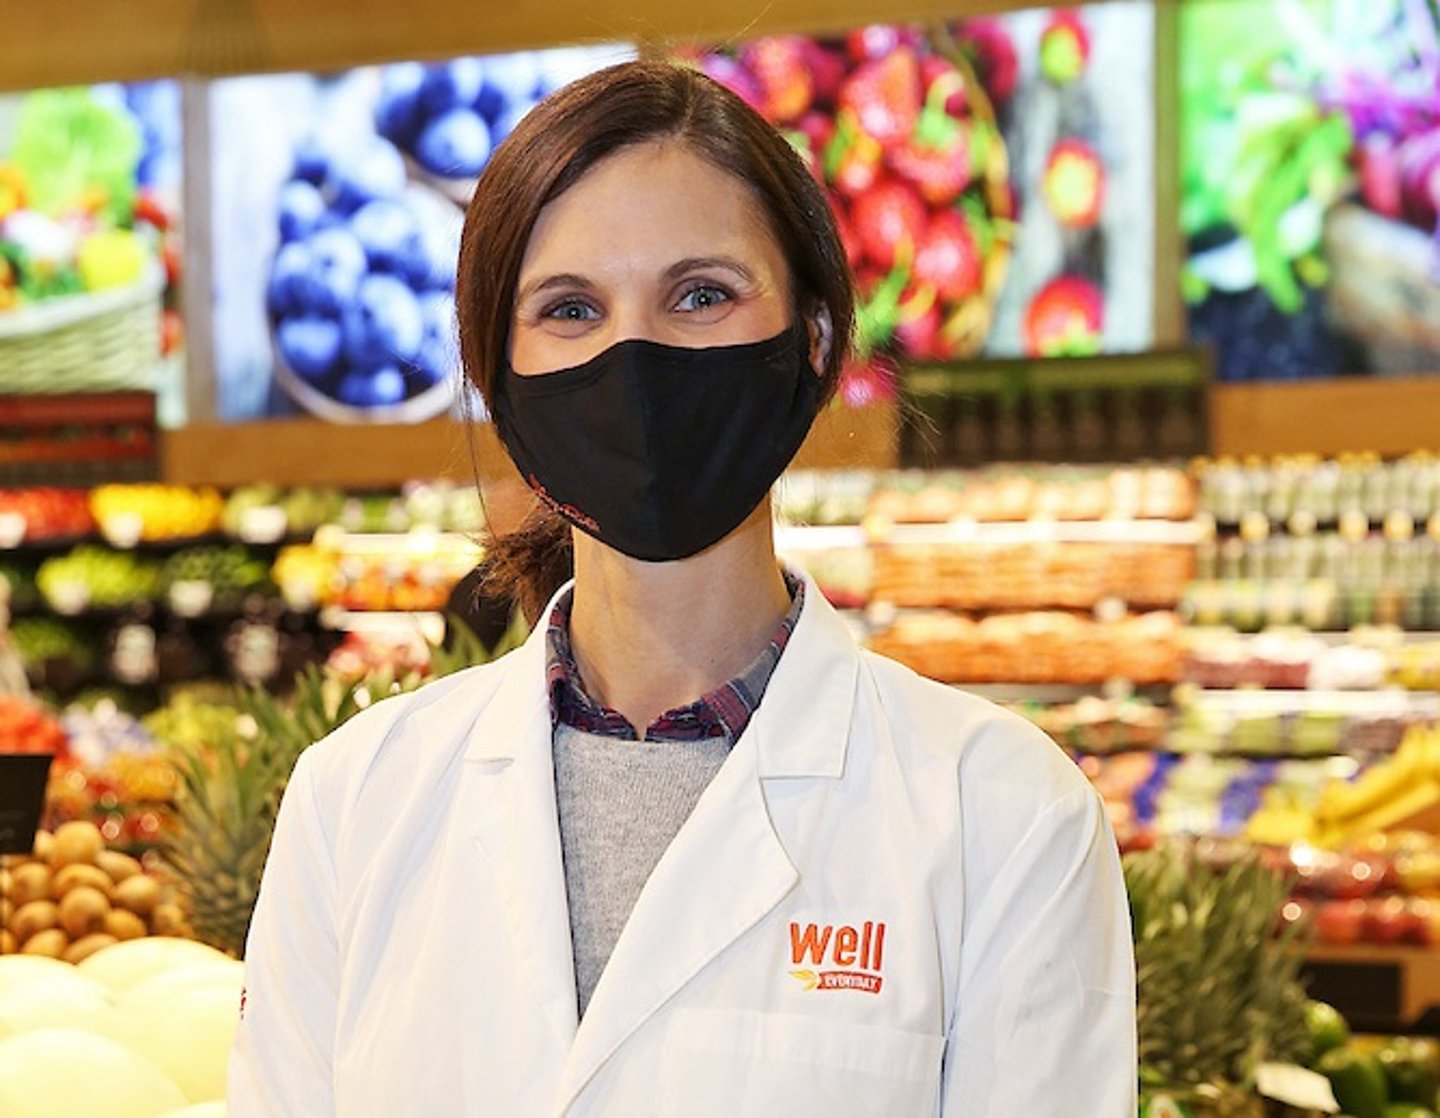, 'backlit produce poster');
208,44,633,423
1182,0,1440,381
0,82,184,422
677,2,1156,403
